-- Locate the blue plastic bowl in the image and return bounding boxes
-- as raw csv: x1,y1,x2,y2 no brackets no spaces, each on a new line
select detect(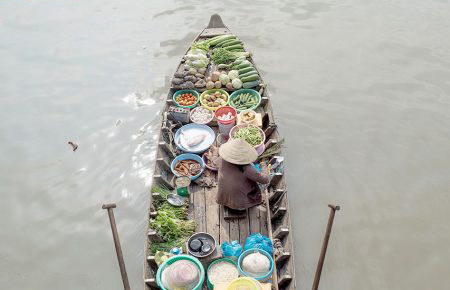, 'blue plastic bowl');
237,248,274,282
171,153,205,180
